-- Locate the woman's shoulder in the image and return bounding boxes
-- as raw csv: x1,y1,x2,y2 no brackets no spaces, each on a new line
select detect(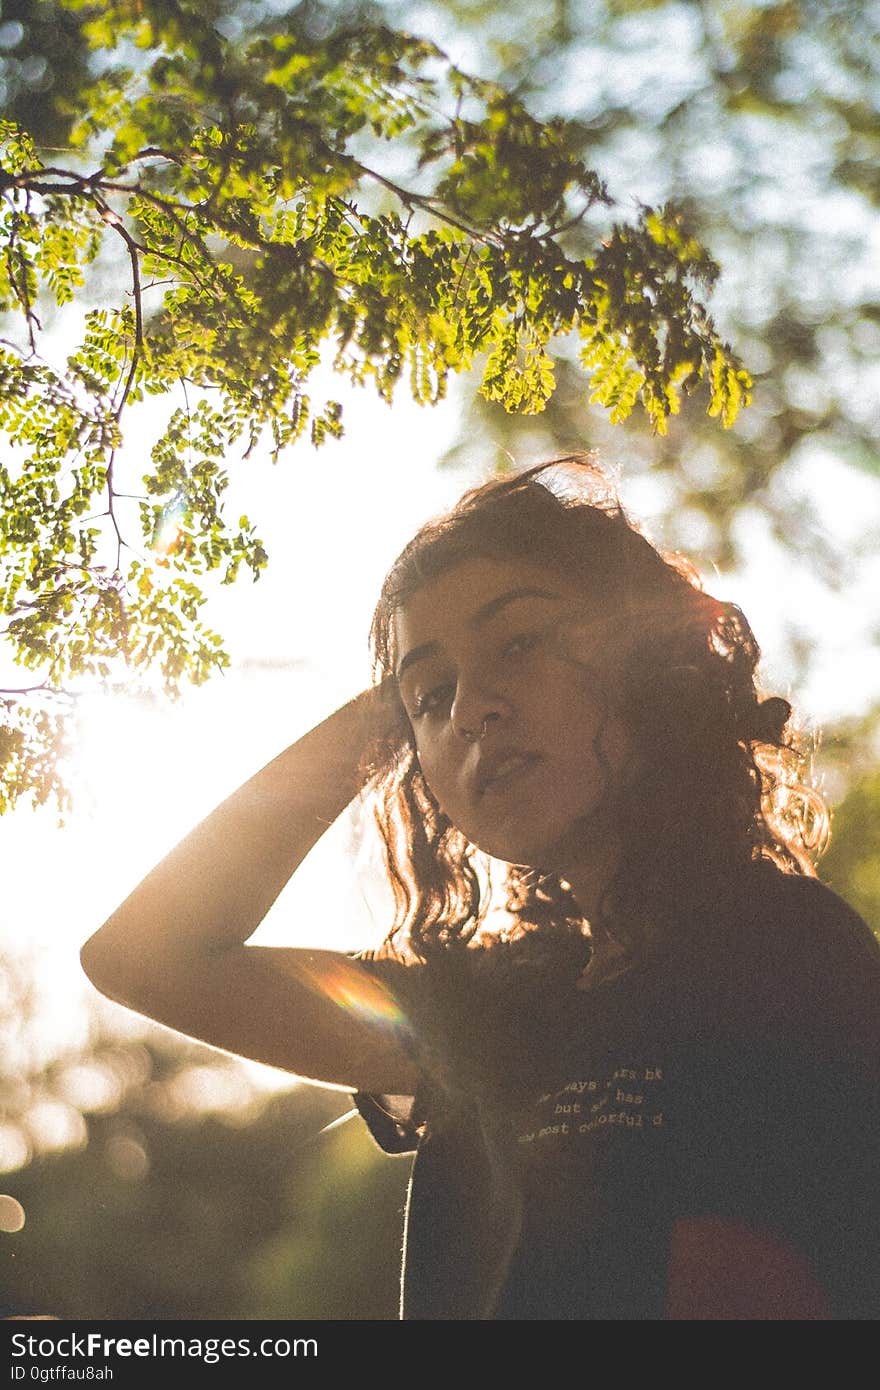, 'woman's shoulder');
732,861,877,960
353,923,589,988
347,940,432,1021
715,861,880,1049
351,927,592,1102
